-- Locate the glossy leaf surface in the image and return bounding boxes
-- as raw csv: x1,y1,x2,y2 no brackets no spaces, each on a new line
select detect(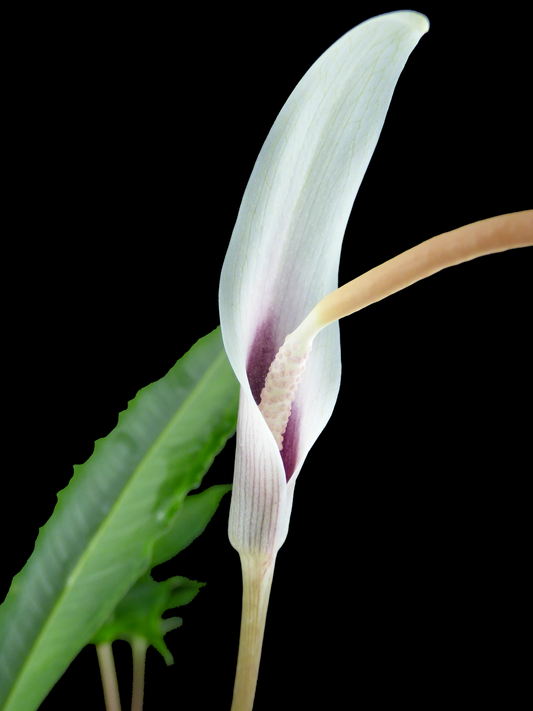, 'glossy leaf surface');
0,328,239,711
88,484,232,661
150,484,232,570
91,573,204,665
